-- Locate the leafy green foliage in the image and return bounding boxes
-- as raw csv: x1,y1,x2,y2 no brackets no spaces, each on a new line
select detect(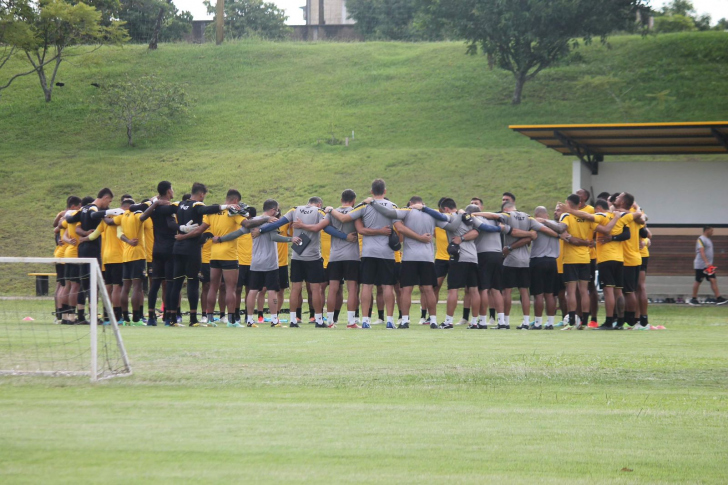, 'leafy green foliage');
654,14,697,33
426,0,646,104
346,0,451,41
117,0,192,43
202,0,289,41
94,74,191,146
